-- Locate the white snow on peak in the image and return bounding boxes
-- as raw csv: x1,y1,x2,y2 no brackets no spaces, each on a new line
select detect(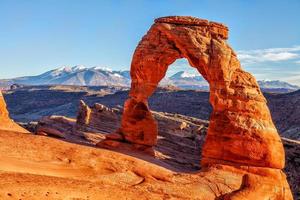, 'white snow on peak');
51,66,72,76
72,65,87,71
54,65,86,72
112,73,122,78
50,65,87,77
180,71,197,78
56,66,72,72
53,65,120,73
92,66,113,72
